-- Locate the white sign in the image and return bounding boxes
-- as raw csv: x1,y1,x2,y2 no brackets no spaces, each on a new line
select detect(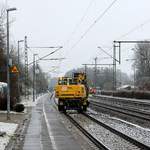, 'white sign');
61,86,67,91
